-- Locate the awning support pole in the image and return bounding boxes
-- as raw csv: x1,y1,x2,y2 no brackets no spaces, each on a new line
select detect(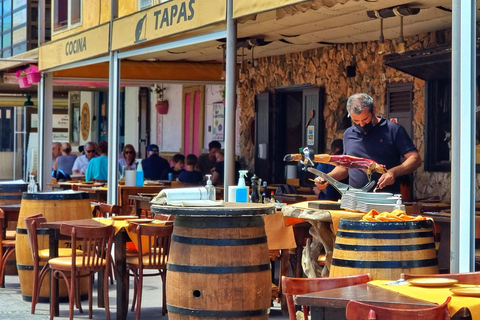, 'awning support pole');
450,0,476,272
224,0,237,201
107,51,120,204
38,72,53,191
